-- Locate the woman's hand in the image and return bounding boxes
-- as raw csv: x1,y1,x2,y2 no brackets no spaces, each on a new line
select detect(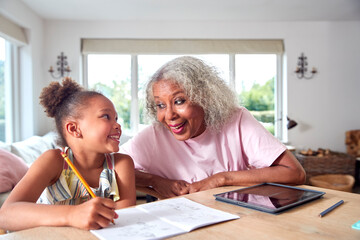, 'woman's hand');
134,170,189,198
152,177,190,198
189,173,225,193
190,150,306,192
68,197,118,230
